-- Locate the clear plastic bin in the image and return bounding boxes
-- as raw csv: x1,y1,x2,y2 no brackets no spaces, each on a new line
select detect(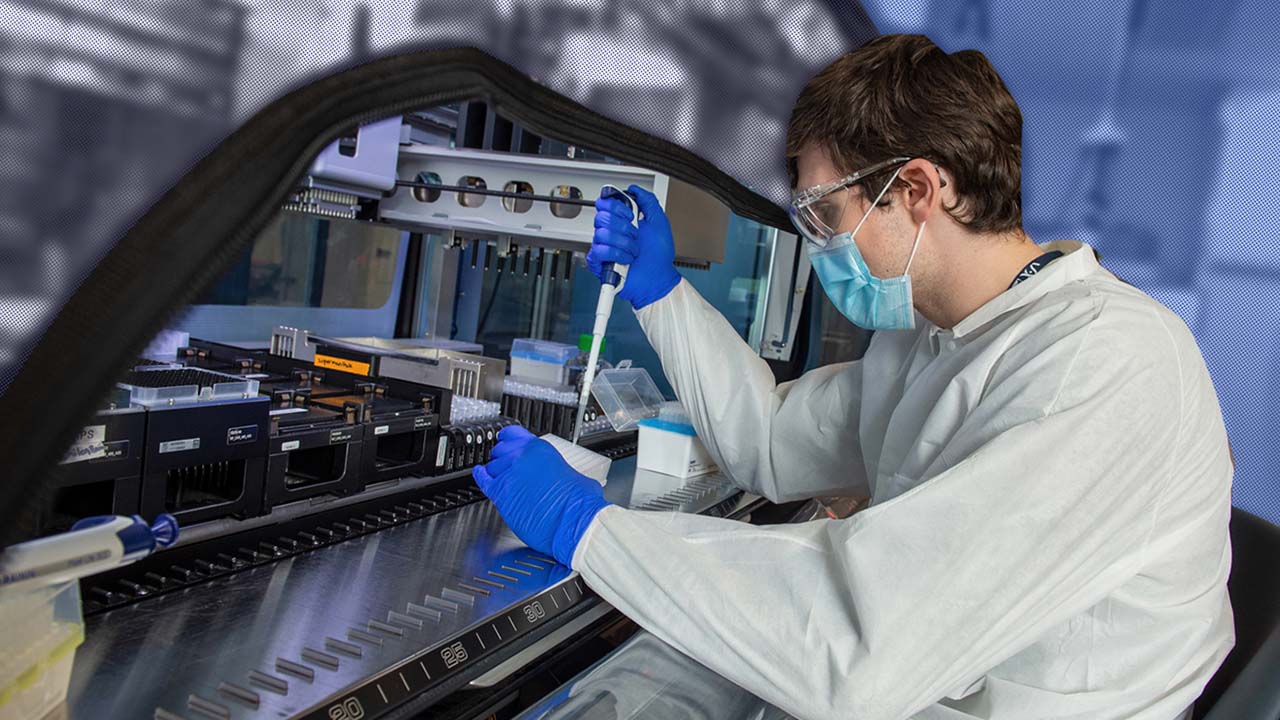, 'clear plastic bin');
0,581,84,720
590,368,665,432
